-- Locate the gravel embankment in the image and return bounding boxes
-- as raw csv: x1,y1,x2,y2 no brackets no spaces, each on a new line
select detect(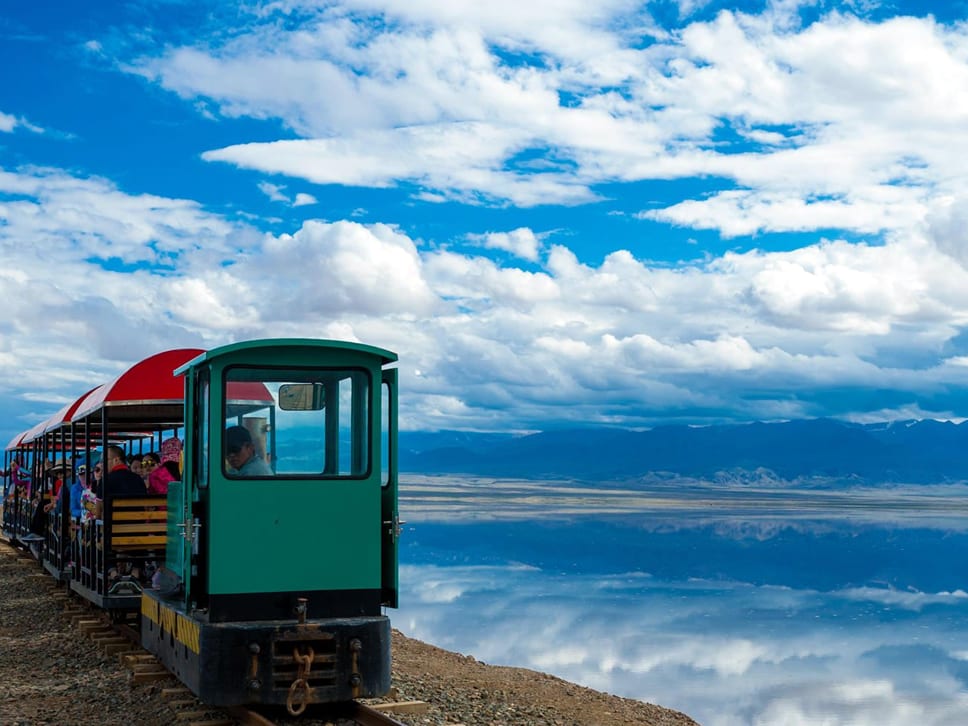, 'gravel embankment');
0,541,697,726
